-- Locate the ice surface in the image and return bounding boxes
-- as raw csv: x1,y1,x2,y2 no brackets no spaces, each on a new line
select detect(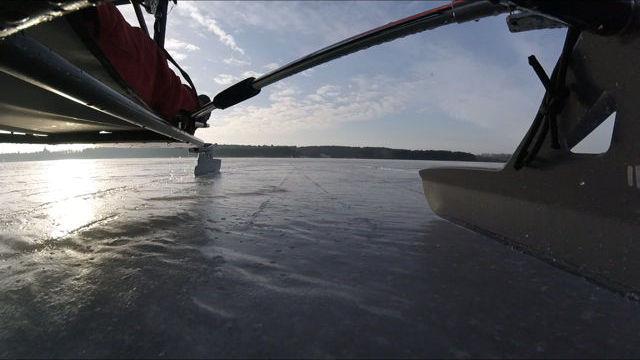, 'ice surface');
0,157,639,357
